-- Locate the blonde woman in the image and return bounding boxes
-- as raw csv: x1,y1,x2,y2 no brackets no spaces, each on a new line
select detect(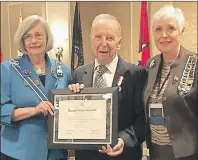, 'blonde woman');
1,15,71,160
